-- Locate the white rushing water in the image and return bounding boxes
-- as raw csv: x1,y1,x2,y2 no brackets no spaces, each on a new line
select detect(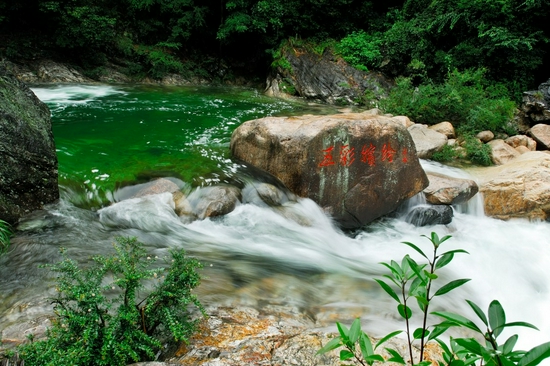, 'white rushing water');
1,85,549,364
